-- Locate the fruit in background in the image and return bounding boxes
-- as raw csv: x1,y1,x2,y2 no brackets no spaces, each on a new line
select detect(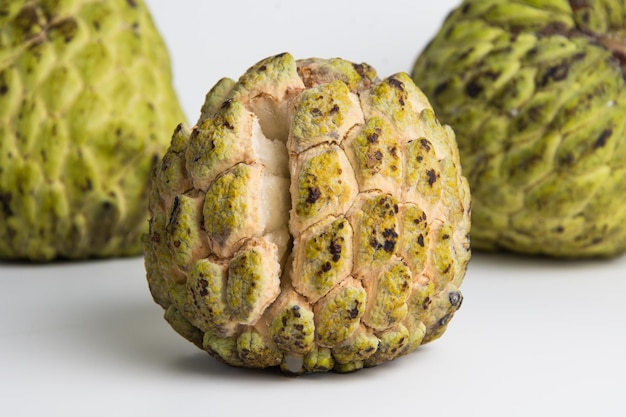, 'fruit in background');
0,0,185,260
144,53,471,374
412,0,626,257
